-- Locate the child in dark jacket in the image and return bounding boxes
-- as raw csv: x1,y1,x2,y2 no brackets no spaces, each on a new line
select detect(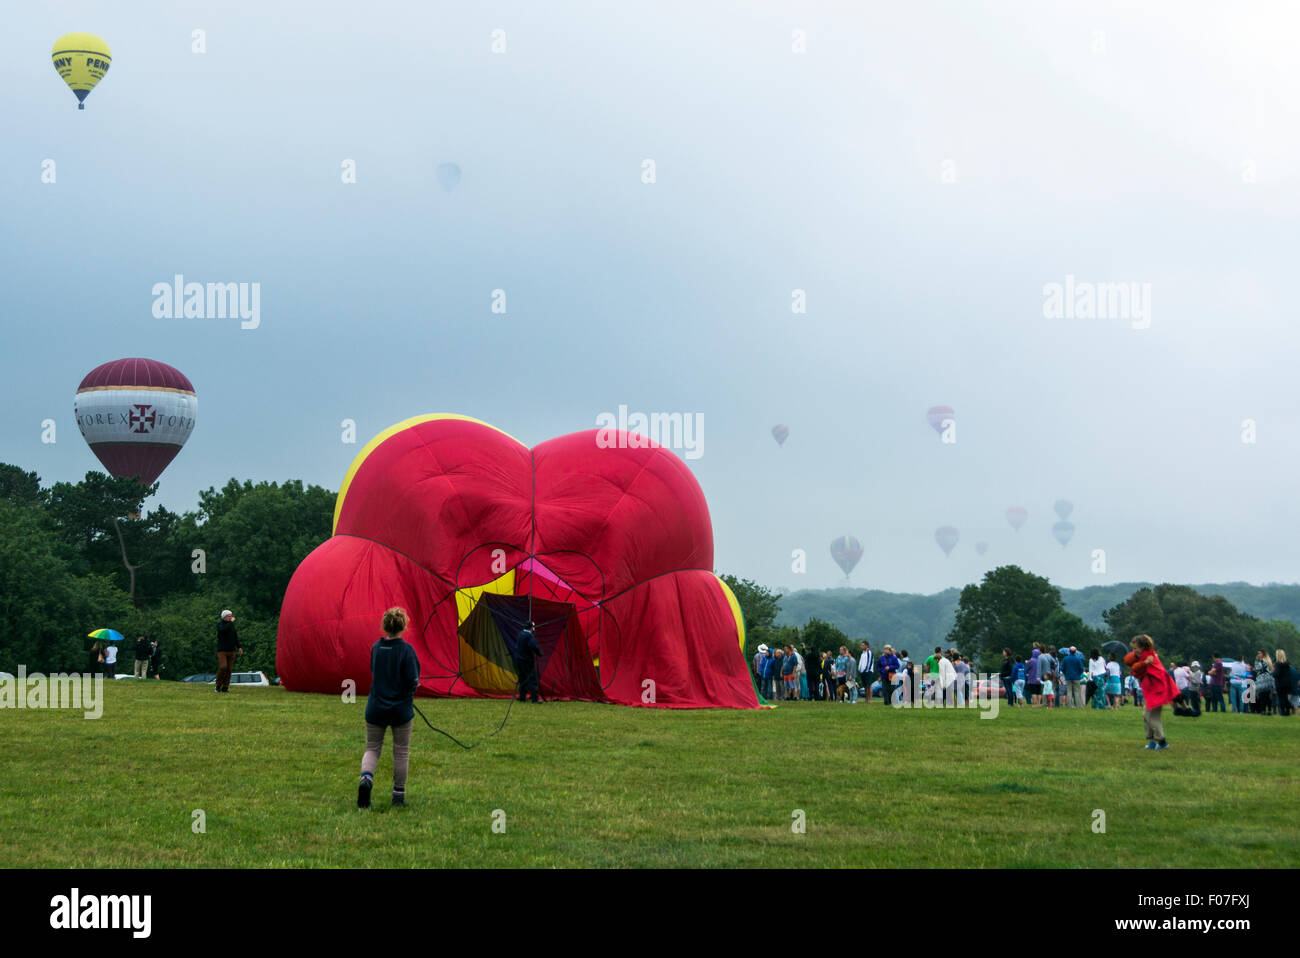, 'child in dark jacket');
358,607,420,808
1123,634,1179,750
